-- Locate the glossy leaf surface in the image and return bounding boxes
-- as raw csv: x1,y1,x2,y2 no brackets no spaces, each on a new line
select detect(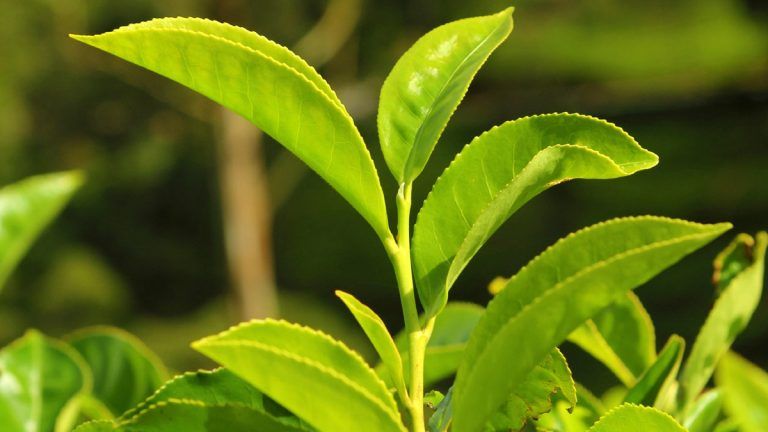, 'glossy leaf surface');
451,217,729,432
0,172,82,290
715,352,768,432
72,19,390,240
336,291,406,400
66,327,169,416
587,404,686,432
0,330,89,432
623,335,684,406
193,319,404,432
679,232,767,408
378,8,513,182
413,114,659,318
568,292,656,386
